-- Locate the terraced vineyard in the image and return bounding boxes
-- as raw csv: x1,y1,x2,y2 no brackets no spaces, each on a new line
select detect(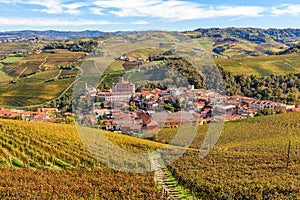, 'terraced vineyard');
215,54,300,76
0,168,162,199
0,49,86,107
0,119,165,199
157,112,300,199
0,119,165,168
2,50,85,78
0,113,299,198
